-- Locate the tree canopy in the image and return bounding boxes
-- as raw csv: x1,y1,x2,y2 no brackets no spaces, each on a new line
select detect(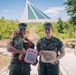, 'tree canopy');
64,0,76,26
